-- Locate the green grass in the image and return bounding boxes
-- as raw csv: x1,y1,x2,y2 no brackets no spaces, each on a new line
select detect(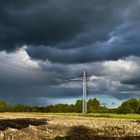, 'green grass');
46,113,140,119
83,113,140,119
12,112,140,119
3,112,140,119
